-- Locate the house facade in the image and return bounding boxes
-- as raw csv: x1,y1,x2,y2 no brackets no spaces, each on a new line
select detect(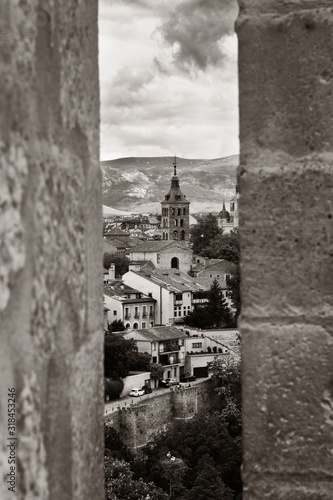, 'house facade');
129,240,193,273
123,326,187,385
123,268,213,326
103,282,156,330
